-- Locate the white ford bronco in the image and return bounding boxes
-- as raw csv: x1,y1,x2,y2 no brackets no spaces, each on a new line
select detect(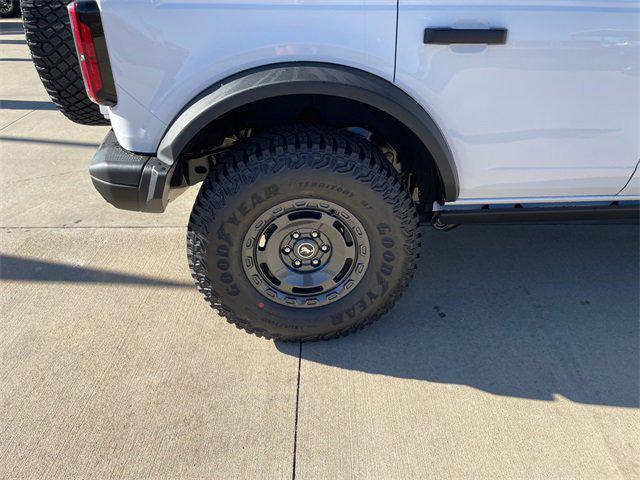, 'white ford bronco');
22,0,639,341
